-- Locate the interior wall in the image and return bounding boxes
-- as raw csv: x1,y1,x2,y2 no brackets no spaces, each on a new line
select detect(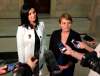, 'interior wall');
0,0,21,18
89,0,100,38
0,0,22,52
51,0,94,17
0,0,94,17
